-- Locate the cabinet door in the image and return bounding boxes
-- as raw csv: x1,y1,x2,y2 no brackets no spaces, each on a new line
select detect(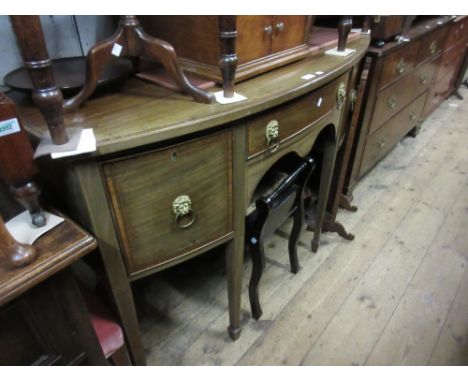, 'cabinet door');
237,16,273,63
270,16,307,53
